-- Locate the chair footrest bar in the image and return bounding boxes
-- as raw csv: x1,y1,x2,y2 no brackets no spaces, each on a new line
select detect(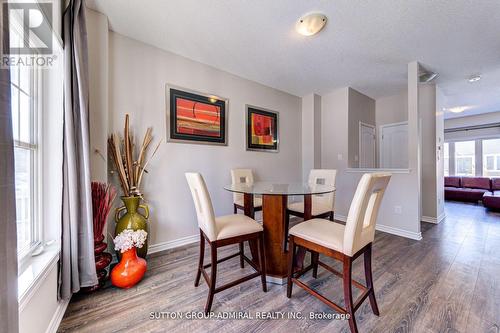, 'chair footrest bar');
318,261,367,291
203,252,241,269
215,272,261,293
291,278,347,314
242,255,260,272
293,264,313,279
